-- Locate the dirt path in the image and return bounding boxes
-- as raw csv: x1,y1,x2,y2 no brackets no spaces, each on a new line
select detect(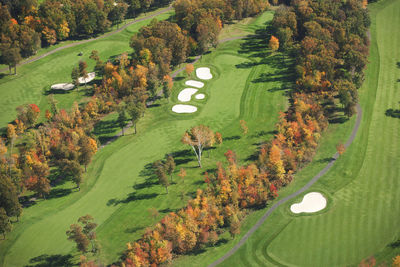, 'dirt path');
0,5,173,73
208,104,363,267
